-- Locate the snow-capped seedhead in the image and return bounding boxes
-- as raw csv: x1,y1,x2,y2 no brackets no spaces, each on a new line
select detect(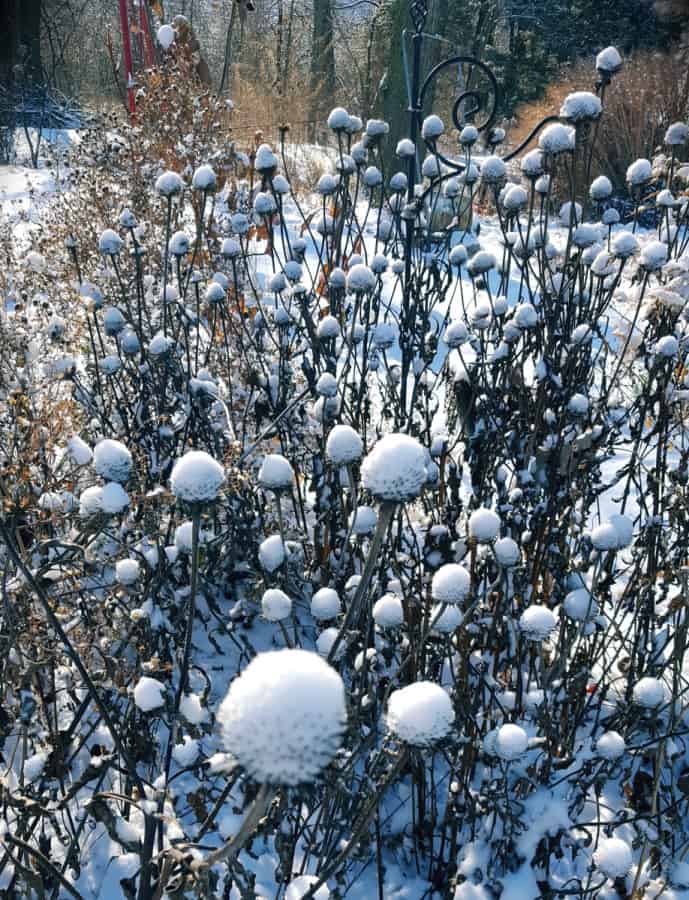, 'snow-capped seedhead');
519,605,557,641
665,122,689,147
386,682,454,747
632,676,667,709
520,149,544,179
495,723,528,761
361,434,428,503
538,123,575,155
372,593,404,629
168,231,190,256
155,170,185,197
590,175,613,201
639,240,668,271
421,114,444,141
116,558,140,586
559,91,602,123
480,155,506,184
285,876,329,900
346,264,376,293
563,588,598,622
170,450,225,504
254,143,278,173
217,649,346,785
134,676,166,712
396,138,416,158
595,46,622,75
192,164,217,192
259,534,285,572
157,24,175,49
258,453,295,492
326,424,363,466
431,564,471,605
262,588,292,622
593,837,632,879
626,158,652,186
459,124,479,145
494,537,520,567
327,107,350,131
431,604,462,634
468,508,501,543
611,231,638,259
311,588,341,621
596,731,626,761
94,439,133,483
98,229,124,256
